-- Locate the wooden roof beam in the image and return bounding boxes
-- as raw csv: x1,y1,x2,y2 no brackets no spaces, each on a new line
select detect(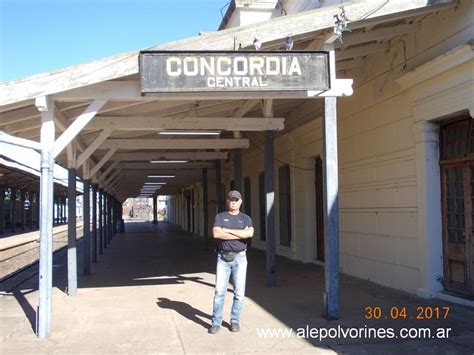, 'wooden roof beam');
51,81,332,101
85,116,284,131
335,23,420,49
101,138,249,150
76,128,113,168
121,162,213,170
53,100,107,158
89,148,117,178
336,42,390,61
112,151,228,161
